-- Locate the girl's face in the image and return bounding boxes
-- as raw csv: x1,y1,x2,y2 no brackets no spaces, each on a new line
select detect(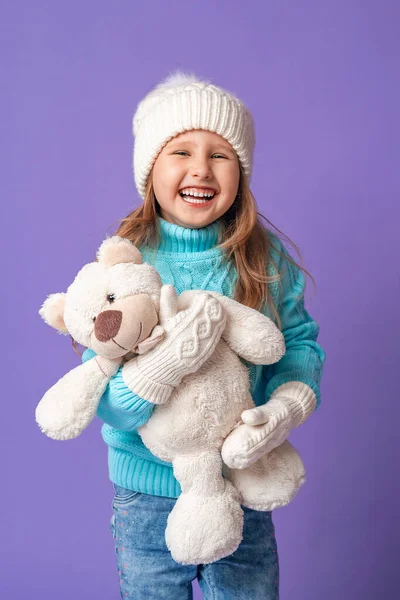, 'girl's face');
152,129,240,229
